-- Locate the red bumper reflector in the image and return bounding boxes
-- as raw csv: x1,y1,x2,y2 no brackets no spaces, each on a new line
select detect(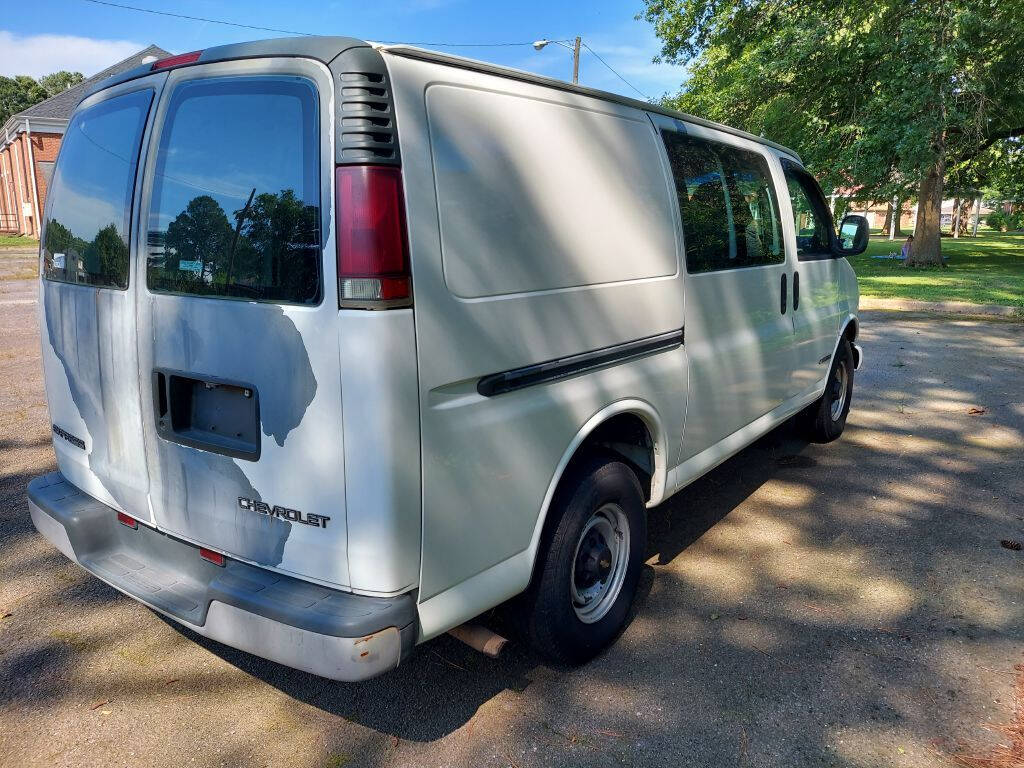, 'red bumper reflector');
151,51,202,70
200,548,225,567
117,512,138,529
